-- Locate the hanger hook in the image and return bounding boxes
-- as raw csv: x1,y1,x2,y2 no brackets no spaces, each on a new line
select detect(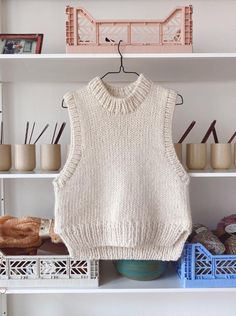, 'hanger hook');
61,99,67,108
176,93,184,106
117,40,124,72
